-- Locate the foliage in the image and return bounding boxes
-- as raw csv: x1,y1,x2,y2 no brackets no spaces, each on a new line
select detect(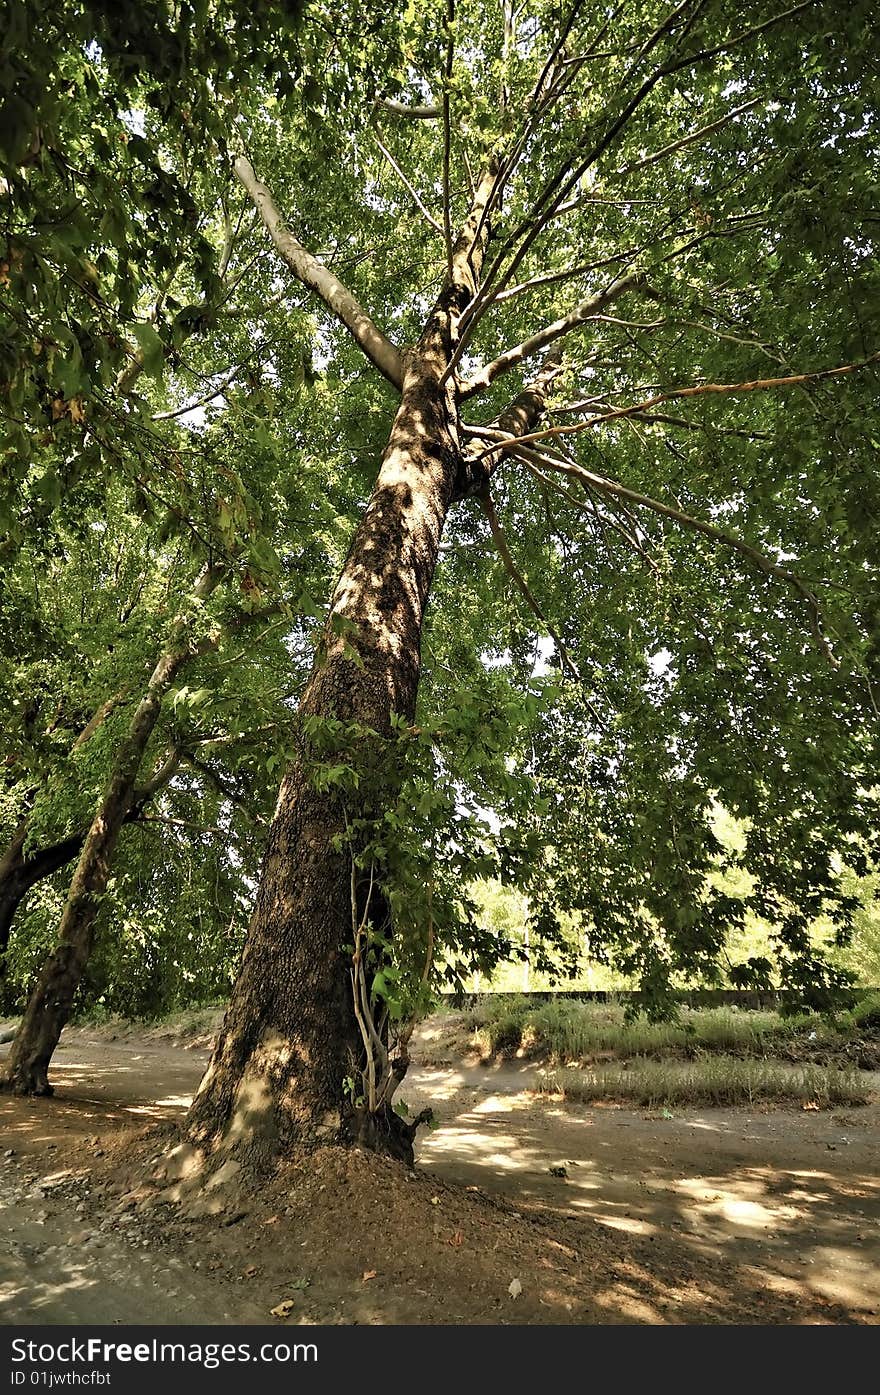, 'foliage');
3,0,880,1028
